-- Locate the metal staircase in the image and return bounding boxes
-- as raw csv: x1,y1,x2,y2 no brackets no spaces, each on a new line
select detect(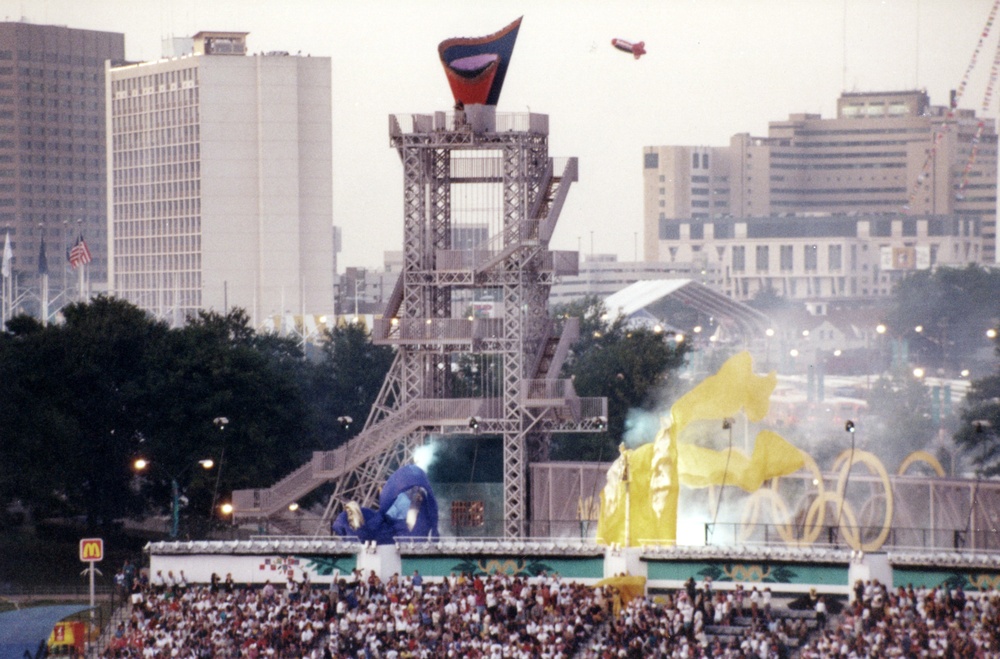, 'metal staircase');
232,108,605,536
